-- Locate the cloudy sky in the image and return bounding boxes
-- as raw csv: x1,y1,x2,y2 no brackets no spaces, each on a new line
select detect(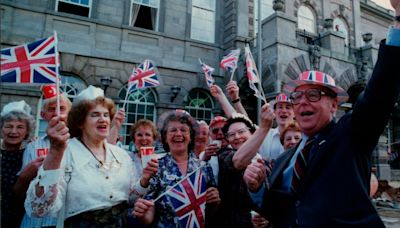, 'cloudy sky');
372,0,392,9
